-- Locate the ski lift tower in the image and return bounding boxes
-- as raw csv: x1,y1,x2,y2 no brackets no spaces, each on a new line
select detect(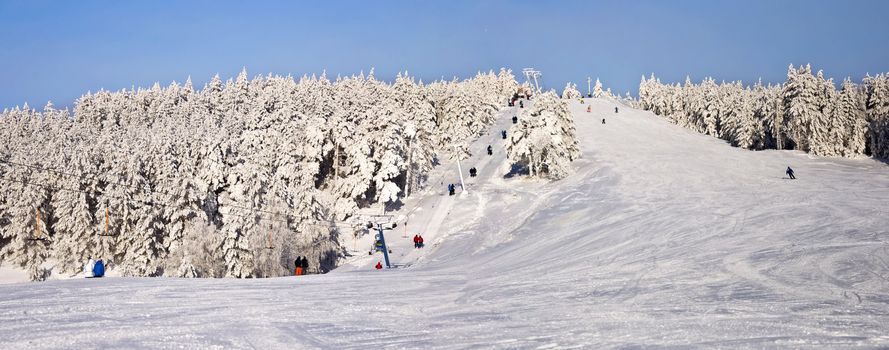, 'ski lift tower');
359,214,396,268
522,68,542,93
